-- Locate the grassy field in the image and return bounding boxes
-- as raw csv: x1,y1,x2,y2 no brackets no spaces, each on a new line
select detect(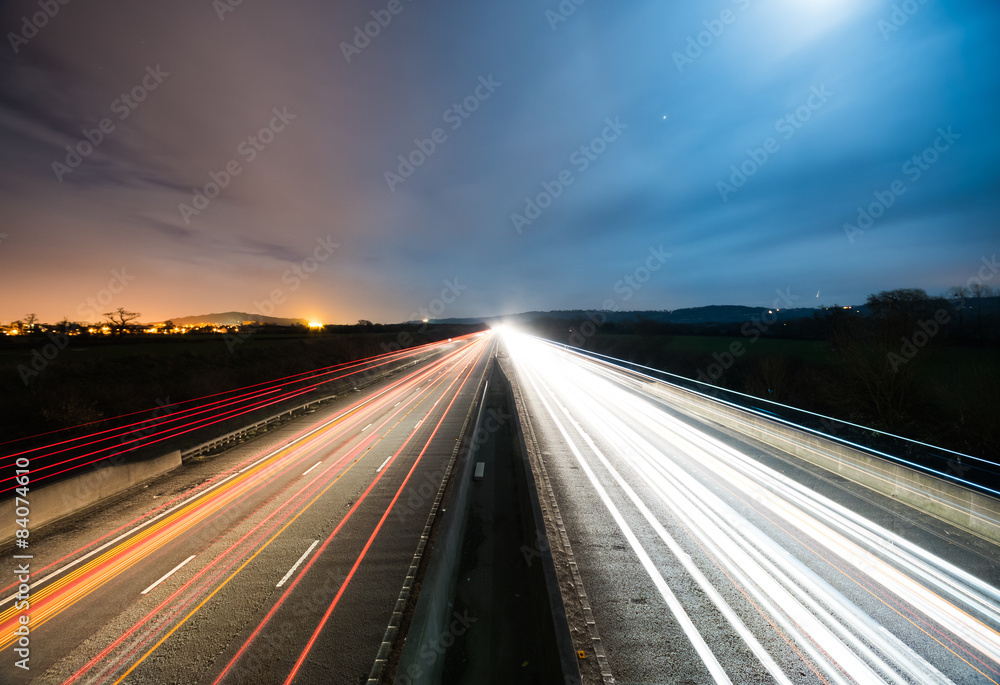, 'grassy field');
632,334,833,365
0,326,479,442
0,332,328,363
